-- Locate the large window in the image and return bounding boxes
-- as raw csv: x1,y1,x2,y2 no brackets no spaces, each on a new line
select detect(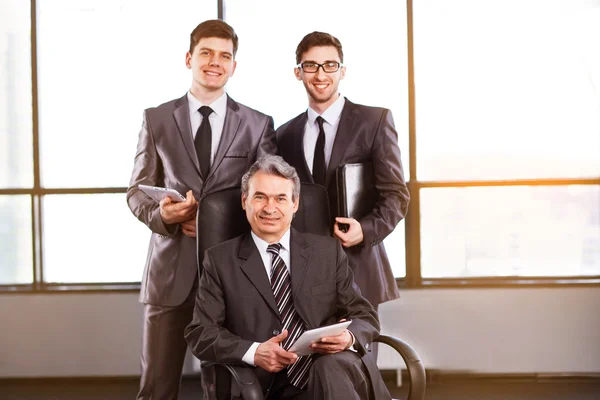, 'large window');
1,0,598,290
412,0,600,281
1,0,217,287
420,186,600,278
1,0,33,285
